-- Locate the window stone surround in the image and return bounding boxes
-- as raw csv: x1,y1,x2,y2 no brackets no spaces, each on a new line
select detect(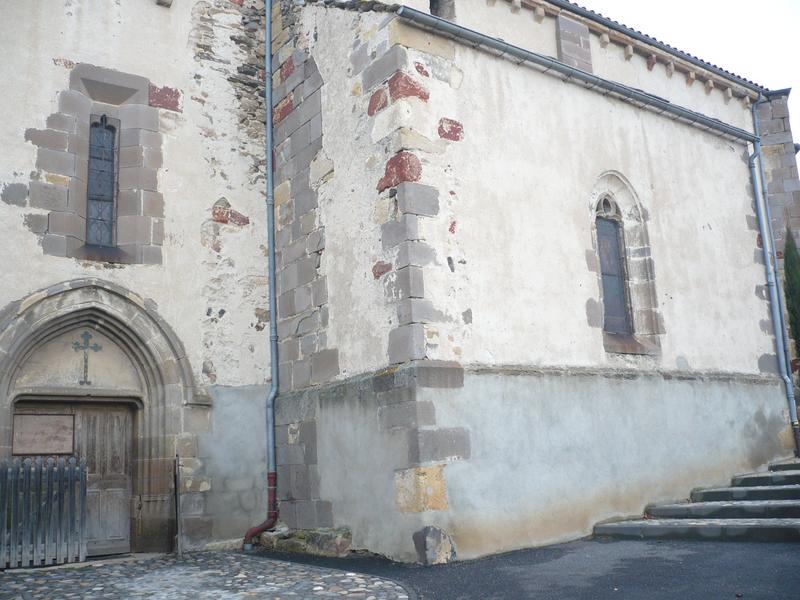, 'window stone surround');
587,172,664,355
24,63,170,265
